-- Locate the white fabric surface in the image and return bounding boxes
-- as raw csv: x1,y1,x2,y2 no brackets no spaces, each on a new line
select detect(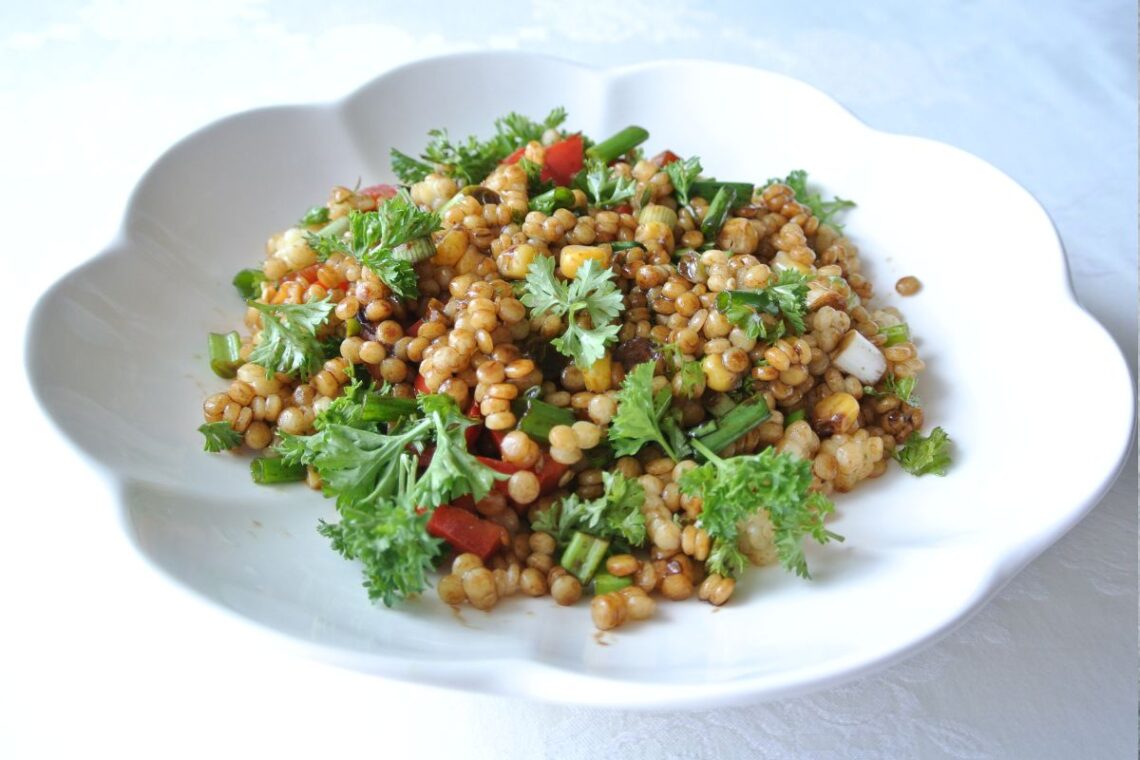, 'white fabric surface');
2,2,1136,757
